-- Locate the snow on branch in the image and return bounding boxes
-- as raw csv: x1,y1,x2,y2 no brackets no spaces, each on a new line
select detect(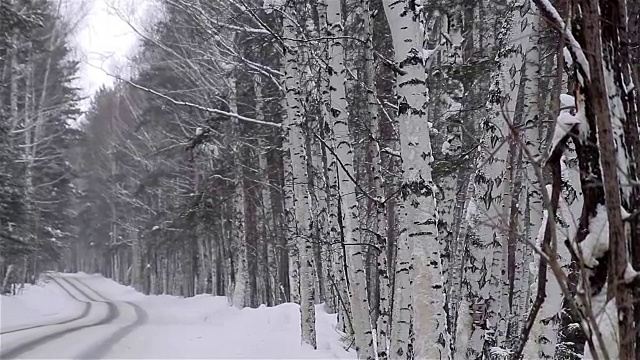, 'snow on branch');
381,147,401,157
547,94,591,161
549,97,579,153
533,0,590,81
